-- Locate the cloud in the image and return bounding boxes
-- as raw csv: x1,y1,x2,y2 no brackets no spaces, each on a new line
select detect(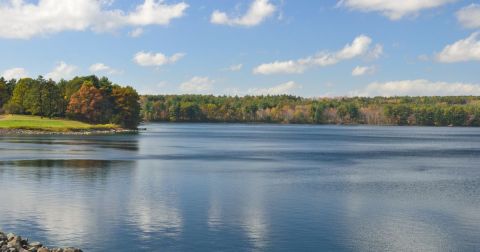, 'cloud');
0,0,189,39
179,76,214,93
248,81,301,95
129,27,144,38
456,4,480,29
133,51,185,67
45,61,77,81
225,64,243,71
352,79,480,97
338,0,455,20
211,0,276,27
253,35,379,74
436,32,480,63
253,60,307,75
352,65,376,76
89,63,121,74
367,44,384,59
2,67,28,79
127,0,189,26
